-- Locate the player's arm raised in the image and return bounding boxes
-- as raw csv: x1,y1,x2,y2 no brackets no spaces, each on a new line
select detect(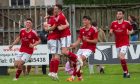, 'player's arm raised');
9,35,20,49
